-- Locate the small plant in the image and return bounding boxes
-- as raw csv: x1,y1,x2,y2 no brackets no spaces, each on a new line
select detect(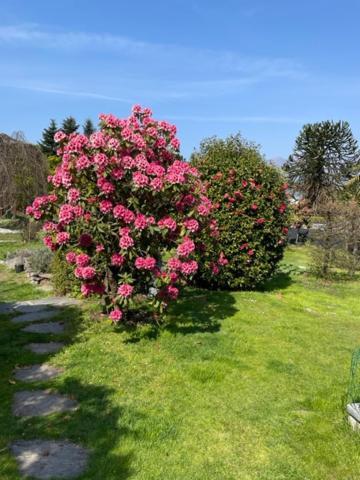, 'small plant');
27,247,54,273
